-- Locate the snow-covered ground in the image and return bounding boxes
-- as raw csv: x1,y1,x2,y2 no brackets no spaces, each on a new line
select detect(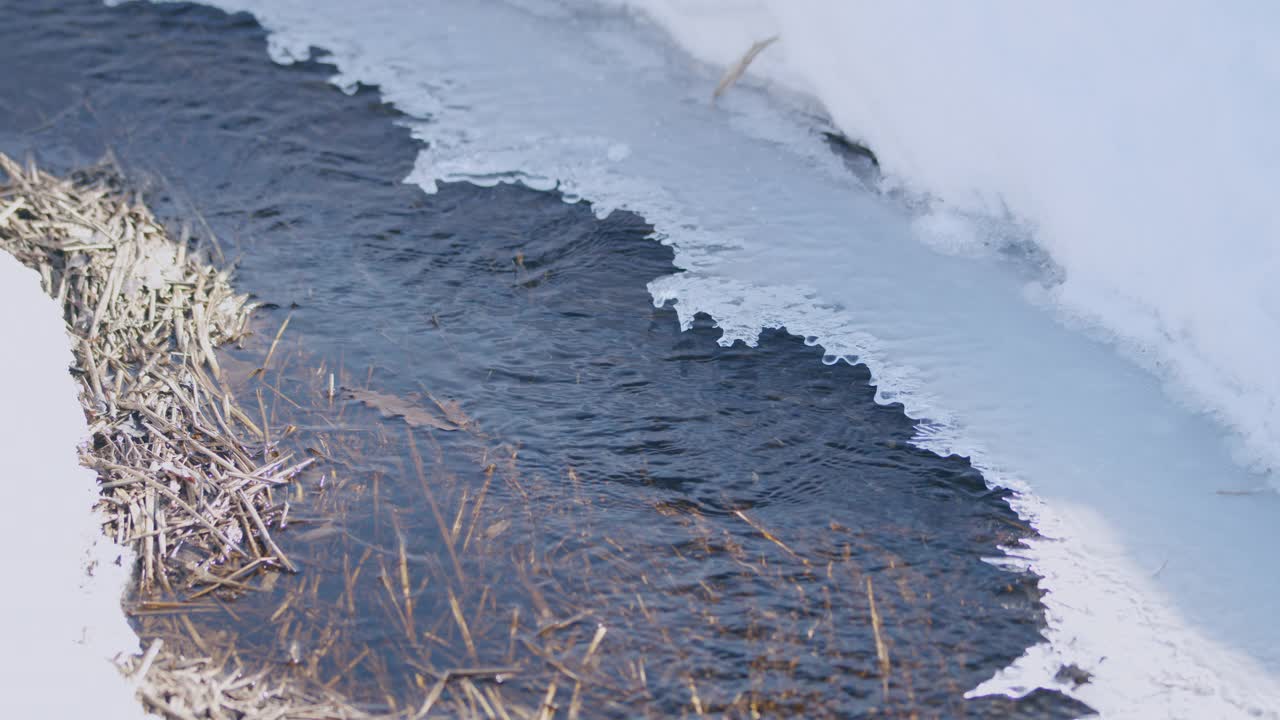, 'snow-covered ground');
0,251,145,718
595,0,1280,481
